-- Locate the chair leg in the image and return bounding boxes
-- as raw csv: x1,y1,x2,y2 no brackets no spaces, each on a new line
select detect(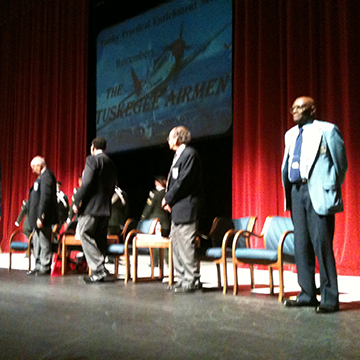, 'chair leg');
149,248,155,279
27,248,31,271
221,259,228,295
114,255,119,276
269,267,274,295
125,248,130,284
250,264,255,289
132,242,138,283
9,251,12,271
233,260,239,295
158,248,164,280
278,265,284,302
216,263,221,288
